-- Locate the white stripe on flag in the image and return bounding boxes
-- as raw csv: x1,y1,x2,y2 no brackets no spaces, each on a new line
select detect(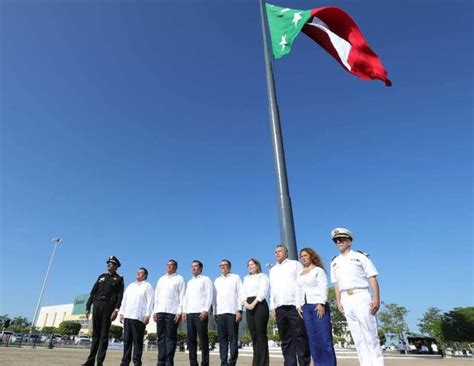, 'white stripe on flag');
308,17,352,71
